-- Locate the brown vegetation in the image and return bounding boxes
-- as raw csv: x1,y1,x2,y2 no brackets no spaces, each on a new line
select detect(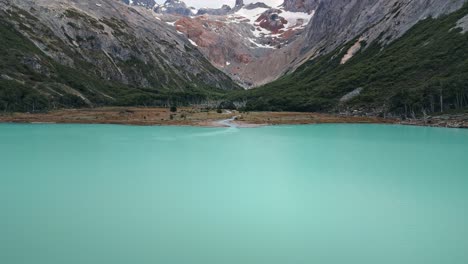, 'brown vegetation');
0,107,398,127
